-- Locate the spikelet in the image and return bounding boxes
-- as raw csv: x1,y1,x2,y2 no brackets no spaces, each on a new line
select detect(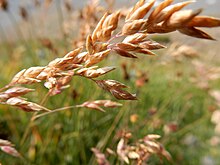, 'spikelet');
6,97,50,112
92,11,120,42
186,16,220,27
78,100,122,112
10,67,45,85
95,80,137,100
85,49,111,67
91,148,110,165
76,66,115,78
0,87,34,101
126,0,155,22
0,139,21,157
